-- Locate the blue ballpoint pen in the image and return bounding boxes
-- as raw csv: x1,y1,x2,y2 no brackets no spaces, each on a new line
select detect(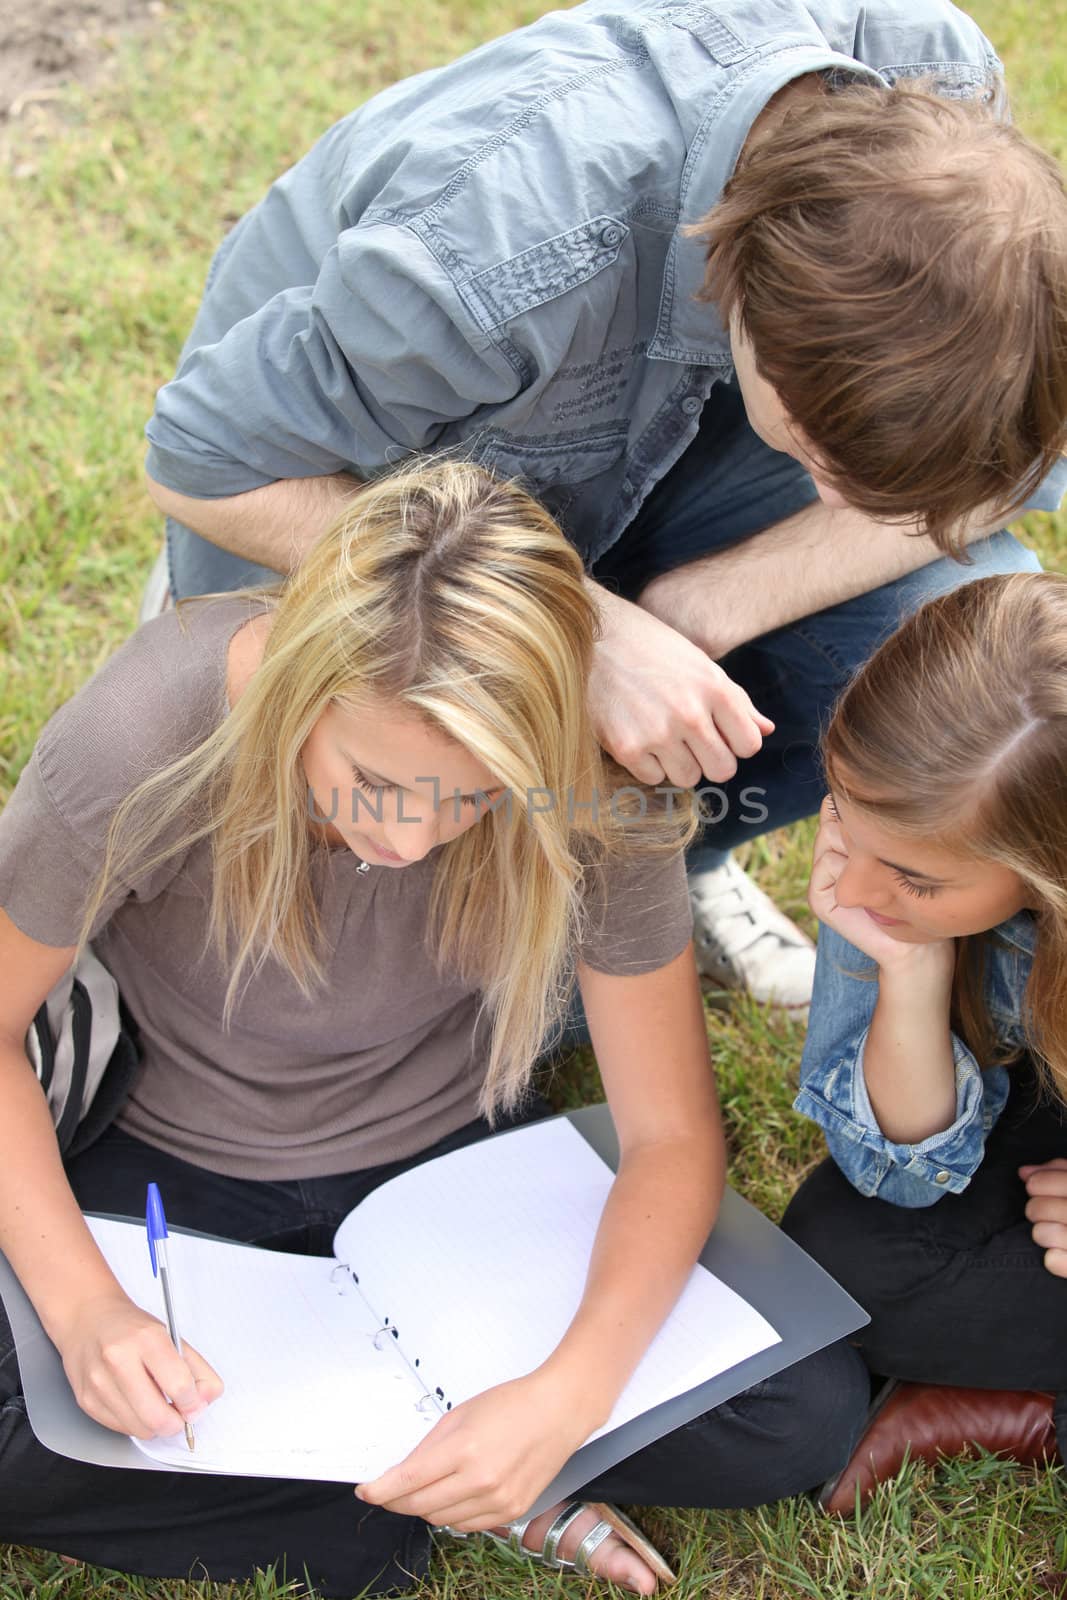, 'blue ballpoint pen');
145,1182,196,1452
